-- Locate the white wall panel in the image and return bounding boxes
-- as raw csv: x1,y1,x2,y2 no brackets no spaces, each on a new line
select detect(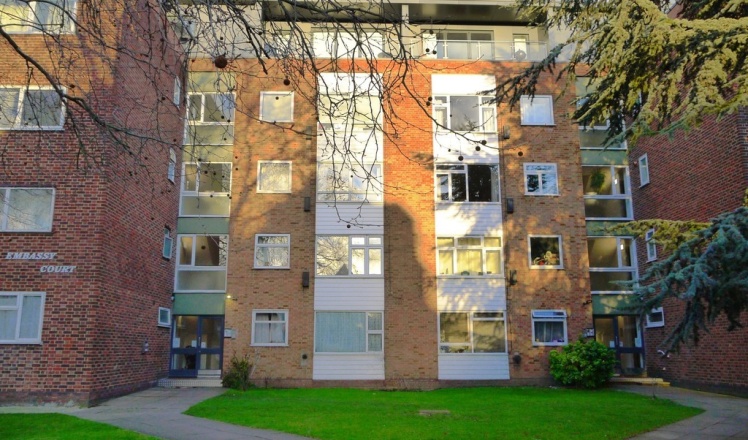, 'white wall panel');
313,353,385,380
316,203,384,233
436,278,506,310
434,204,503,236
438,354,509,380
314,278,384,310
432,74,496,95
433,132,499,162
